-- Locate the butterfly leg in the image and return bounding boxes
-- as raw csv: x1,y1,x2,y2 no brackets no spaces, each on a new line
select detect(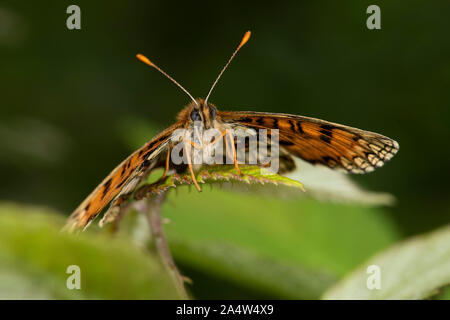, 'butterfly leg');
158,142,199,184
160,146,171,180
184,138,202,192
226,130,241,176
189,140,202,149
149,147,172,187
209,129,235,165
209,129,227,145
